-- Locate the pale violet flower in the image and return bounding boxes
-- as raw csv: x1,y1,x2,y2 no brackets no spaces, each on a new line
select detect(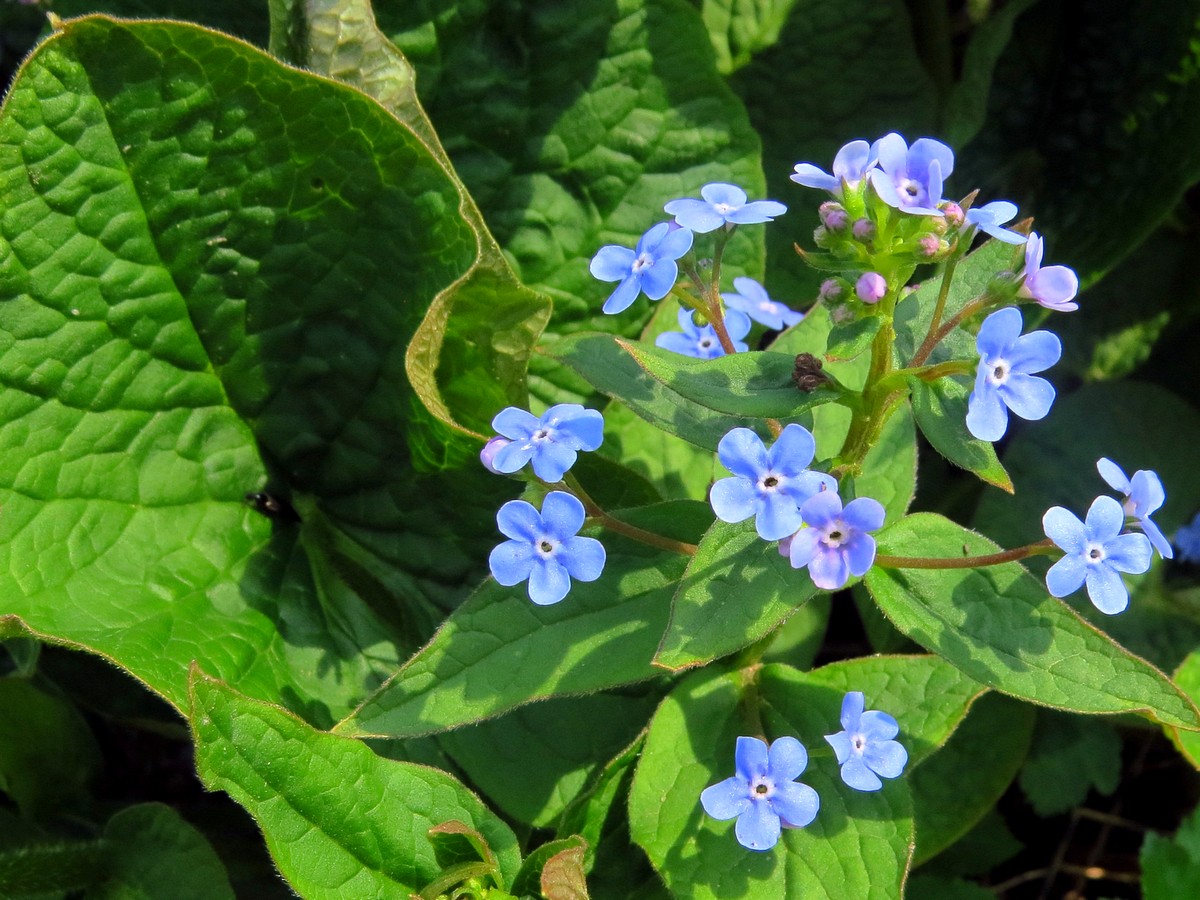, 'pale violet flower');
590,222,694,315
786,491,885,590
824,692,908,791
966,307,1061,442
655,308,750,359
710,424,836,541
791,139,873,196
964,200,1027,244
868,132,954,216
700,736,819,851
721,277,803,330
1043,495,1152,615
1018,232,1079,312
1097,458,1172,559
489,492,605,606
665,183,786,233
490,405,604,482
